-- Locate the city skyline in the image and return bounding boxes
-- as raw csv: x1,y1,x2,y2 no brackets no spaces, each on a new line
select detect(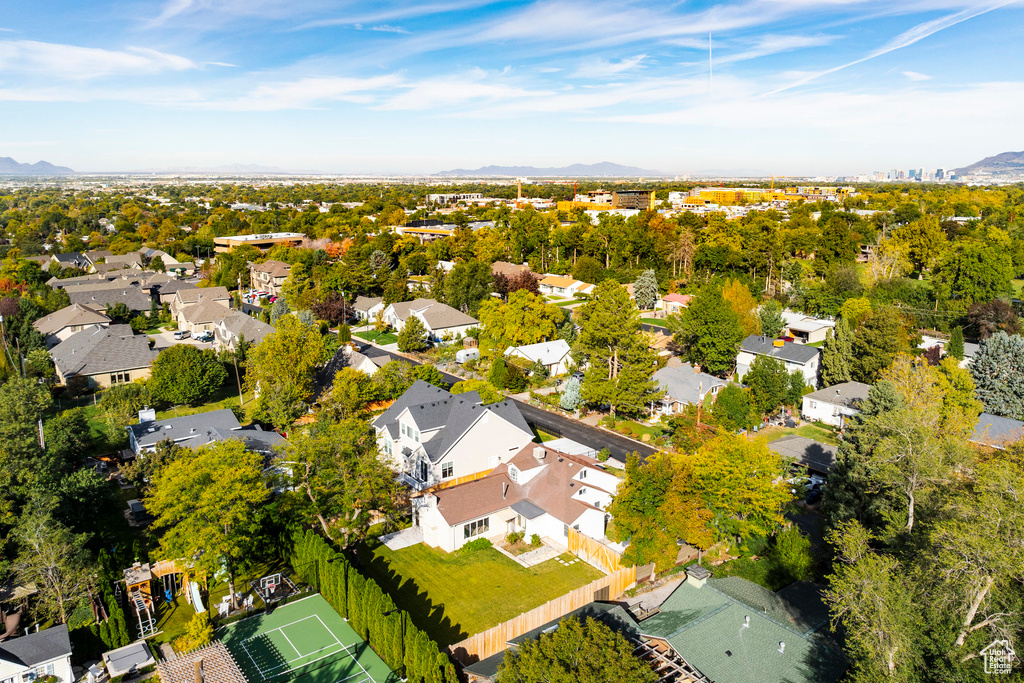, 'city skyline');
2,0,1022,174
